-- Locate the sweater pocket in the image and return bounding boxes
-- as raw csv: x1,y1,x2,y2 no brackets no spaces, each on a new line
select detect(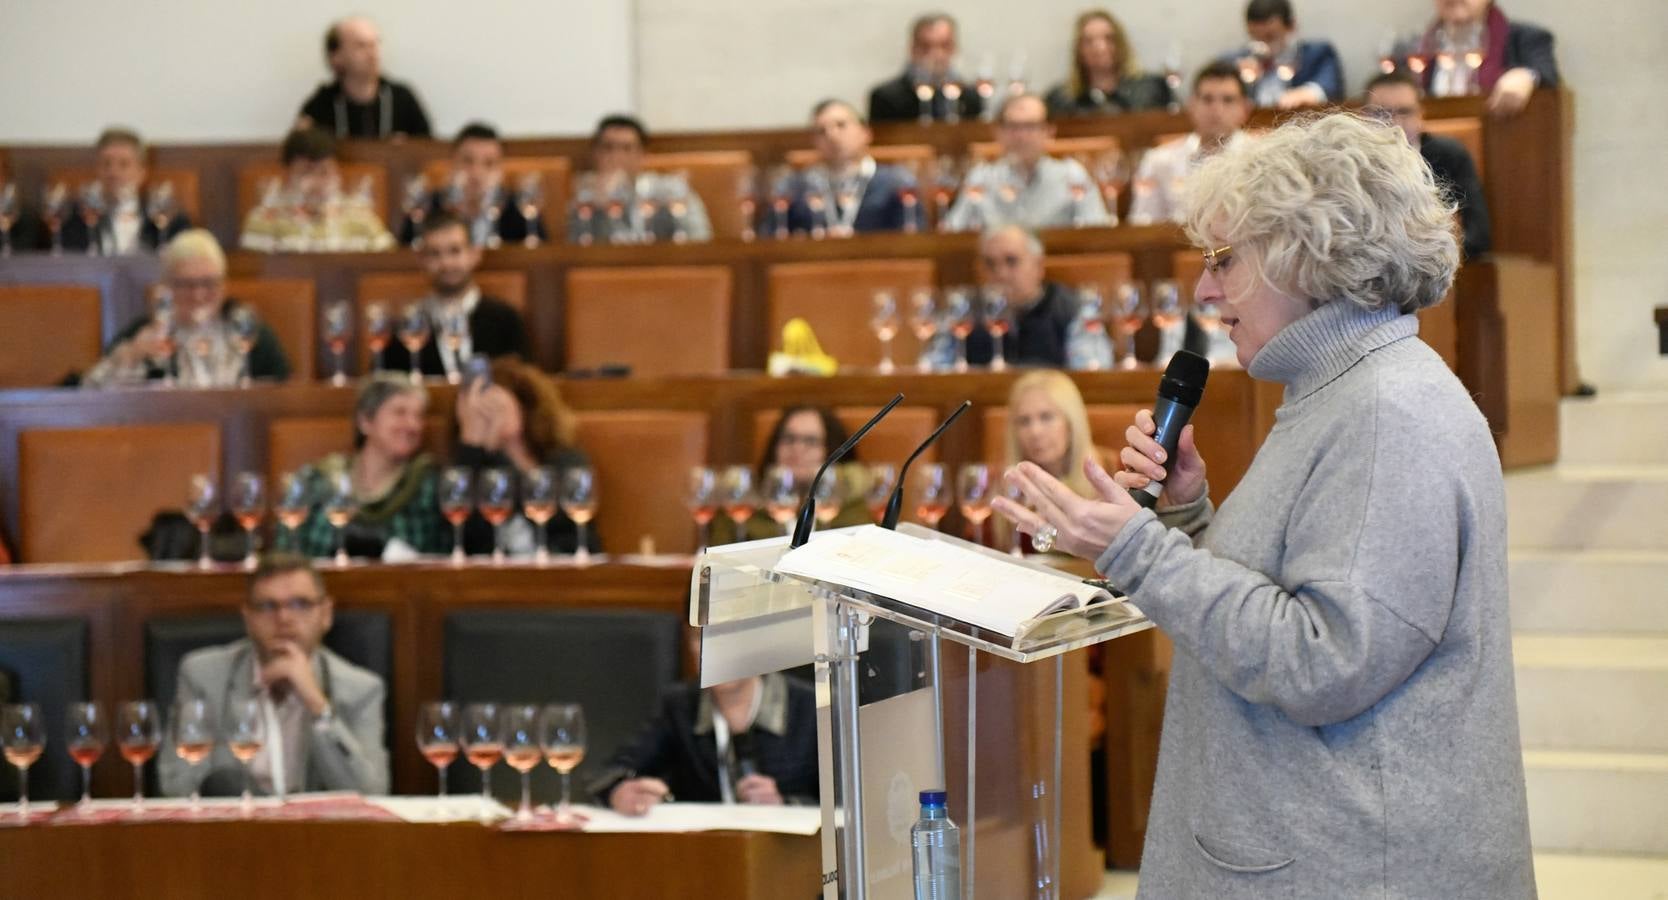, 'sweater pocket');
1193,833,1296,874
